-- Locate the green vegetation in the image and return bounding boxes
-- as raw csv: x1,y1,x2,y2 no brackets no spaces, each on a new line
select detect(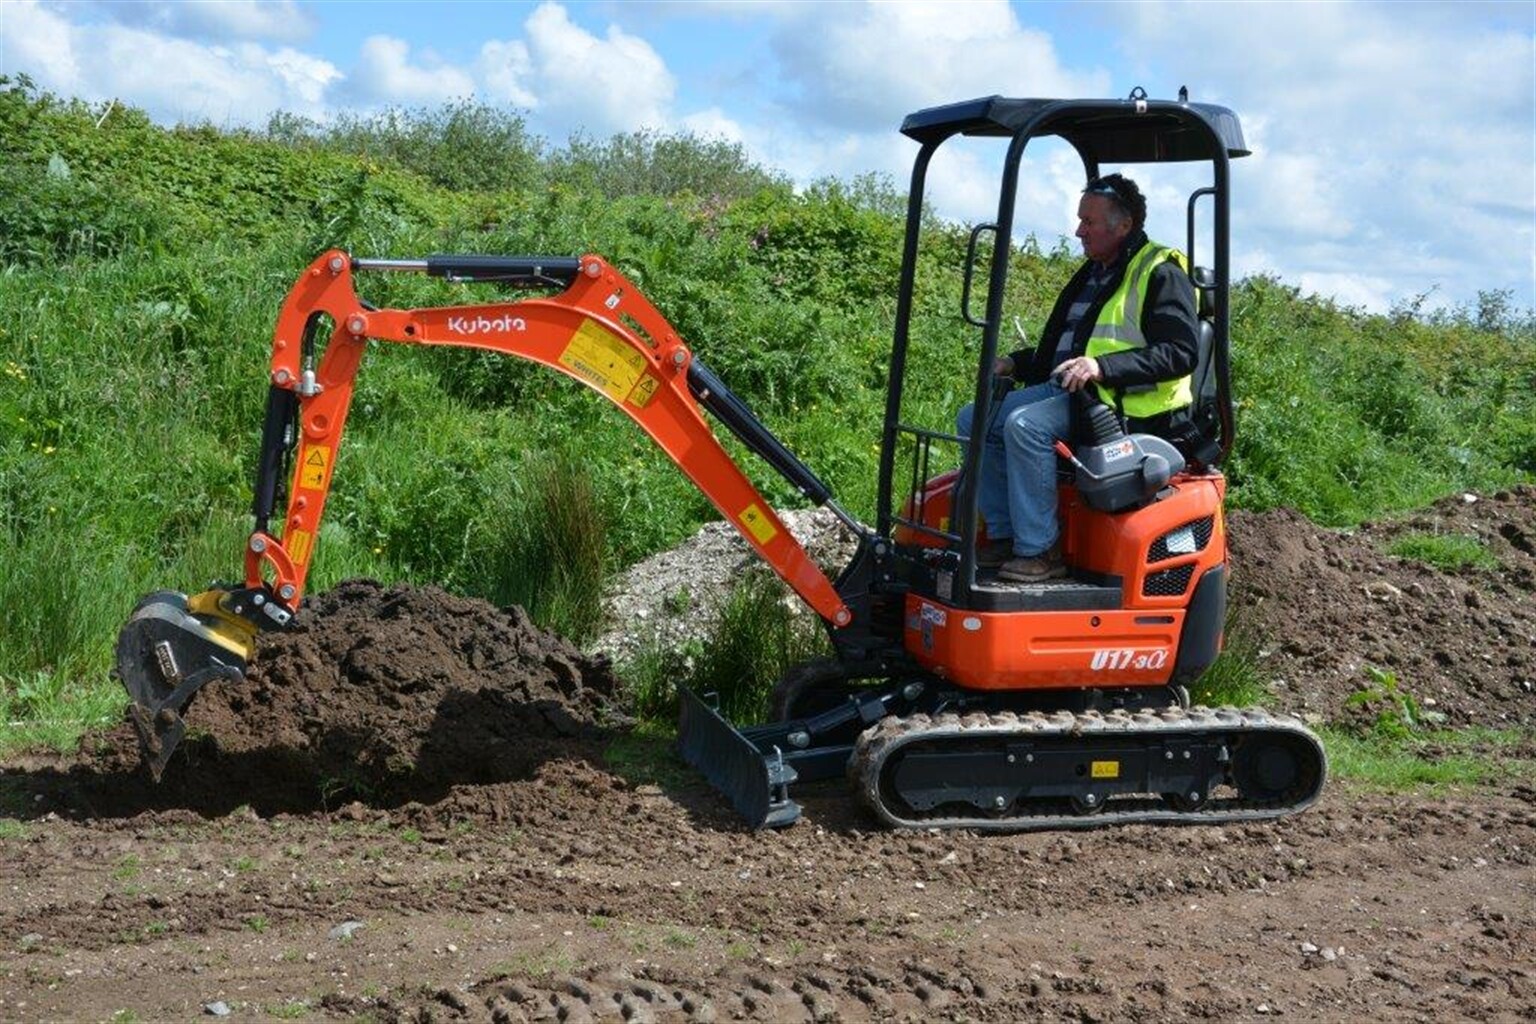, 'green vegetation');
0,75,1530,754
1386,531,1498,571
1319,726,1534,792
1190,613,1270,708
621,570,829,723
